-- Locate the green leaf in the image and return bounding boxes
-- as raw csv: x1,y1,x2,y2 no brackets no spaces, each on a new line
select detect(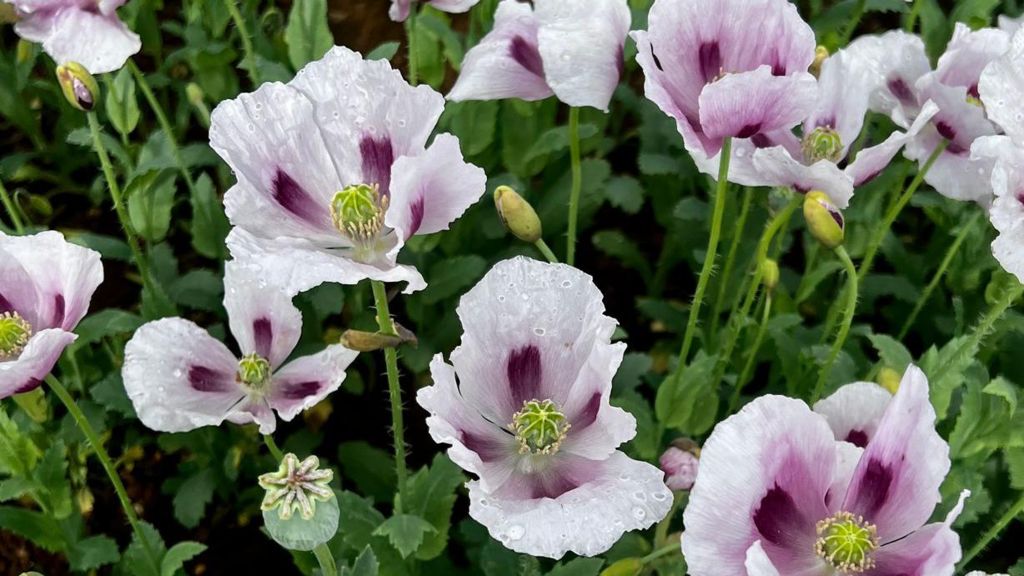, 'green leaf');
866,334,913,372
117,521,166,576
367,42,400,61
404,454,465,560
1006,447,1024,490
343,546,380,576
638,153,680,176
421,255,488,305
190,173,230,260
604,176,645,214
373,514,437,558
548,558,604,576
446,100,498,157
69,535,121,572
920,335,979,420
169,269,224,312
72,309,145,348
337,491,386,551
172,469,215,528
654,352,719,434
91,372,136,417
0,506,65,552
984,377,1018,416
592,230,652,285
0,407,41,476
0,477,34,502
285,0,333,70
33,440,72,519
126,169,177,243
160,541,206,576
105,67,140,137
338,441,396,504
524,124,599,164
